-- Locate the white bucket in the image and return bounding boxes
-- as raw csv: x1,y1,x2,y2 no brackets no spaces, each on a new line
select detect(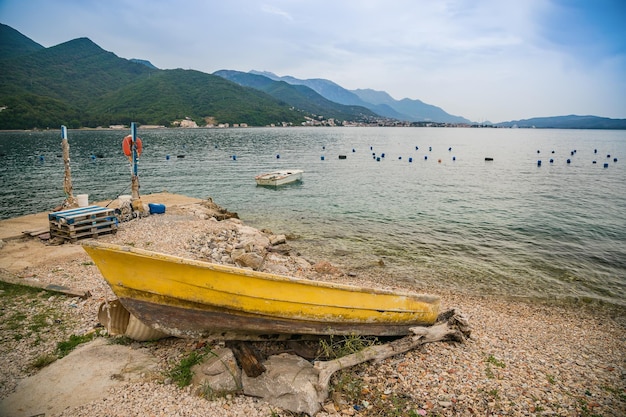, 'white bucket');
77,194,89,207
